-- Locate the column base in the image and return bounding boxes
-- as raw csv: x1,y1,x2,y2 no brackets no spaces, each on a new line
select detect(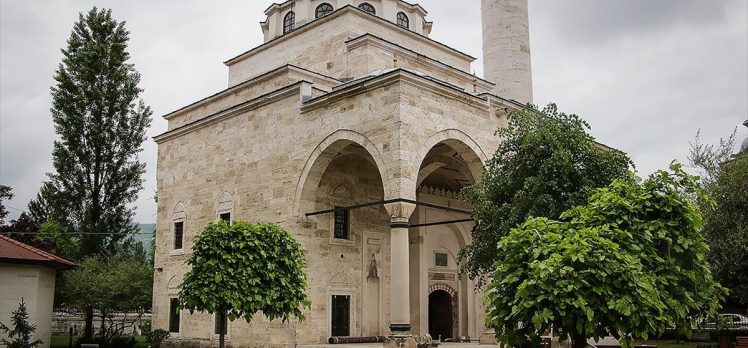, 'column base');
479,328,498,344
384,336,418,348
